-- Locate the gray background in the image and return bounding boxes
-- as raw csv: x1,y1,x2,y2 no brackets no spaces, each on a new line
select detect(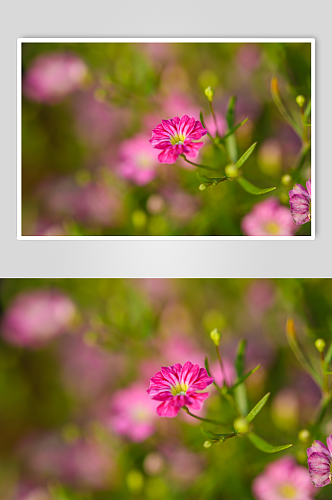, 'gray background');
1,0,330,277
